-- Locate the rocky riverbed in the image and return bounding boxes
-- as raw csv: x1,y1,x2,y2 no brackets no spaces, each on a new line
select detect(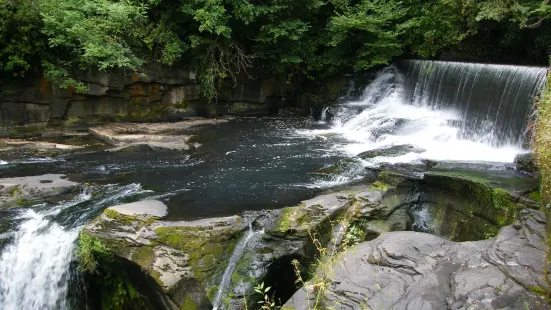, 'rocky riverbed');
74,152,547,309
0,115,547,310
